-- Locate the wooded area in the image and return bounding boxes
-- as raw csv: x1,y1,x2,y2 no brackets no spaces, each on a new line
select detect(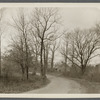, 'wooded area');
1,7,100,93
